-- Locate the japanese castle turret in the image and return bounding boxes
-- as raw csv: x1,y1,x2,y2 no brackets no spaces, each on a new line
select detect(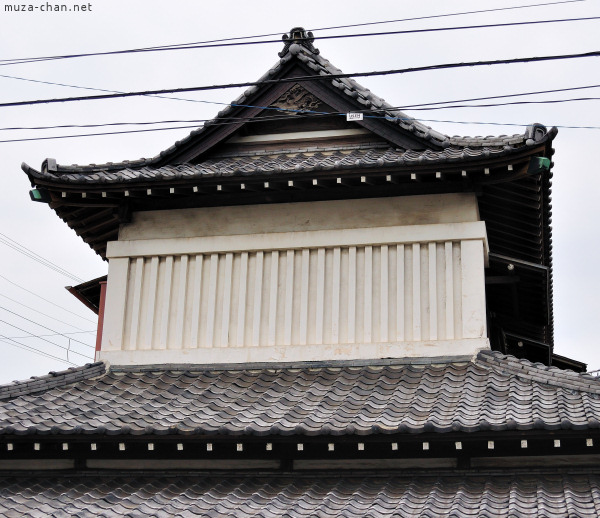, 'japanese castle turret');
8,27,600,517
24,28,577,371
